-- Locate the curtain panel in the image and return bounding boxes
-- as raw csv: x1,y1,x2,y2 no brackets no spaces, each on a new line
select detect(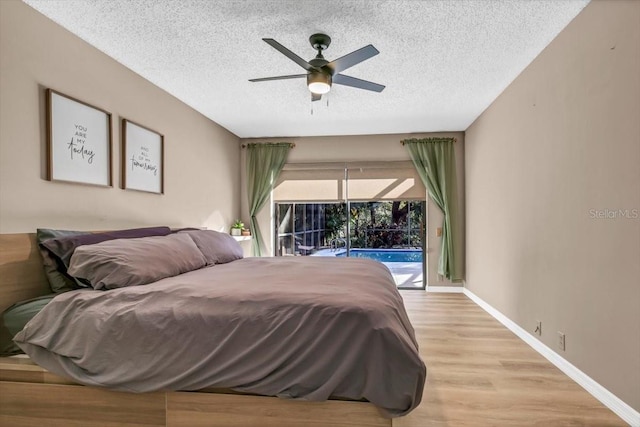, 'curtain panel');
403,137,463,281
246,143,293,256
